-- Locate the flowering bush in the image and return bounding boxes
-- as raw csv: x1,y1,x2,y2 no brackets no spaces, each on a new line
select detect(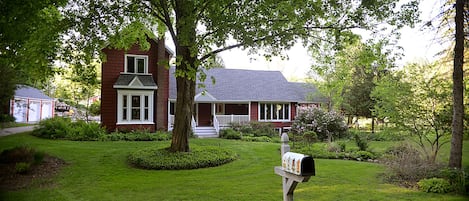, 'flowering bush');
292,107,347,141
